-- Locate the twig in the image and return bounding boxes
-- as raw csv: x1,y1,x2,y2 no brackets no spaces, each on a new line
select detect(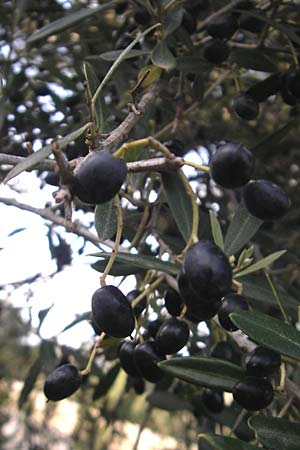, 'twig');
0,154,55,171
80,332,105,376
132,405,152,450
